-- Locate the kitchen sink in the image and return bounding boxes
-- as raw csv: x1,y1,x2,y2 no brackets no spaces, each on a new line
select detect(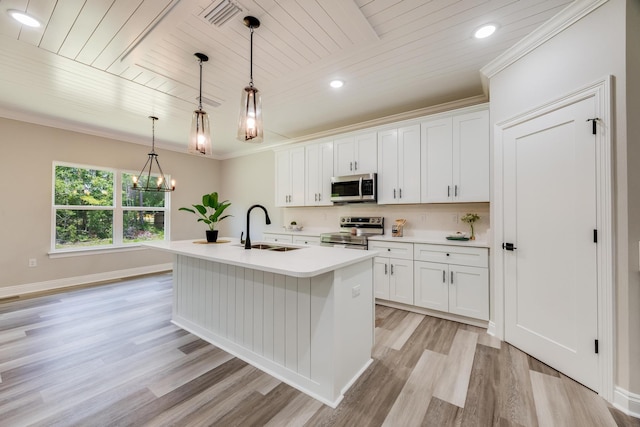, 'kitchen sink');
234,243,304,252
